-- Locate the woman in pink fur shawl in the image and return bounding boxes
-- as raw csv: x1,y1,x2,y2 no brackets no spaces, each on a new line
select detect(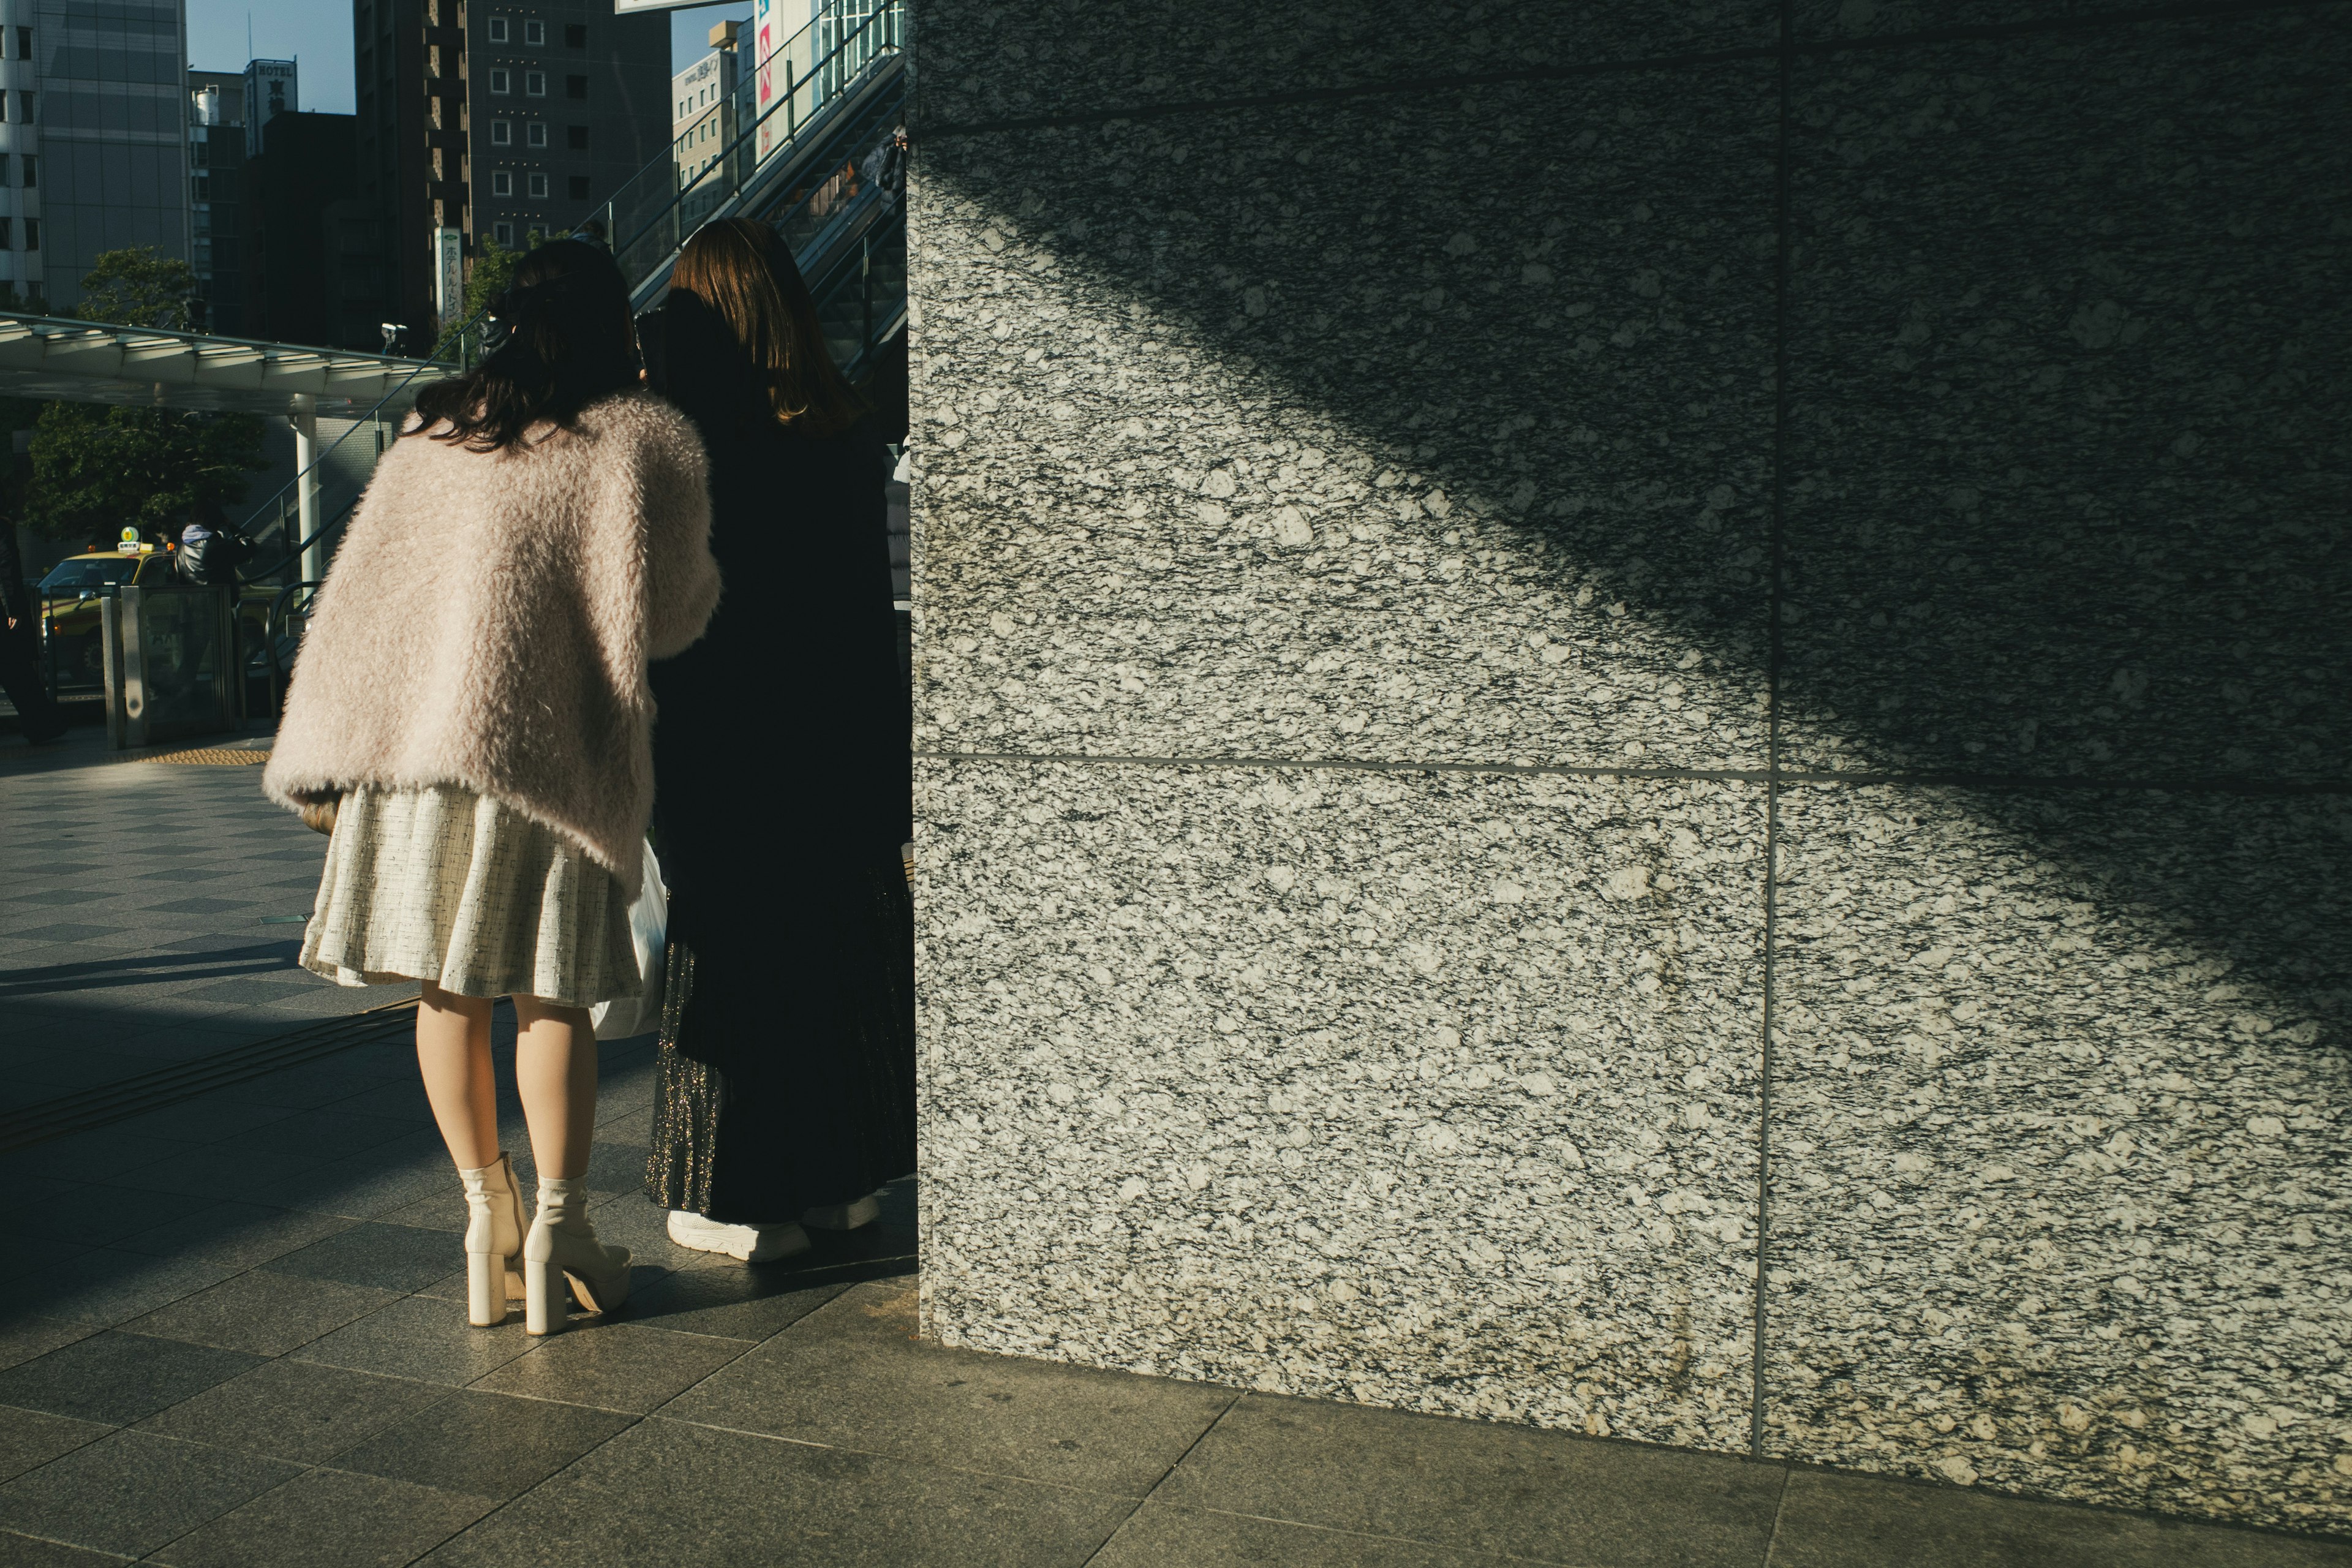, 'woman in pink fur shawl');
263,239,720,1336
